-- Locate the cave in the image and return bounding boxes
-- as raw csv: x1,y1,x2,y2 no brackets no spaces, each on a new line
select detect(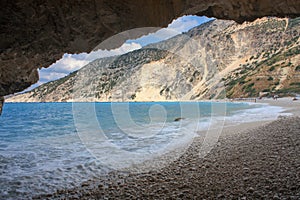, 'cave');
0,0,300,113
